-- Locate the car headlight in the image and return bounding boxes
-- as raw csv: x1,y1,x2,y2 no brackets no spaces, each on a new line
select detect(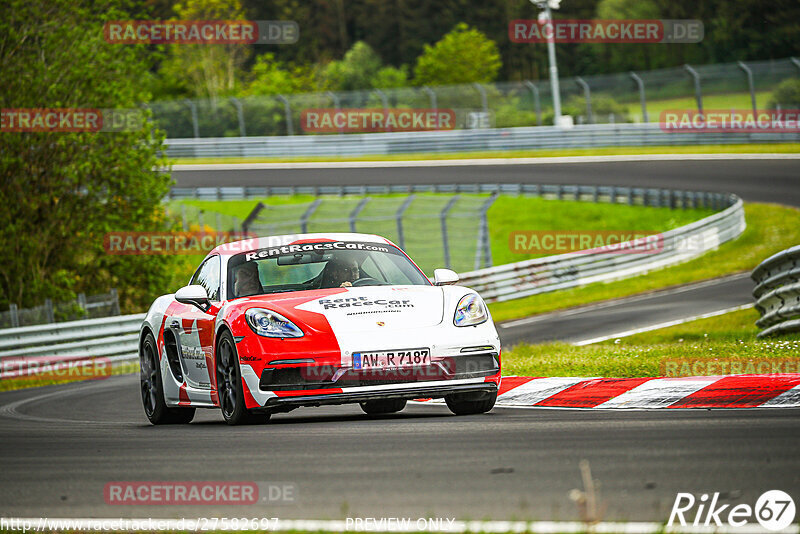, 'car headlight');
245,308,304,338
454,294,488,327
